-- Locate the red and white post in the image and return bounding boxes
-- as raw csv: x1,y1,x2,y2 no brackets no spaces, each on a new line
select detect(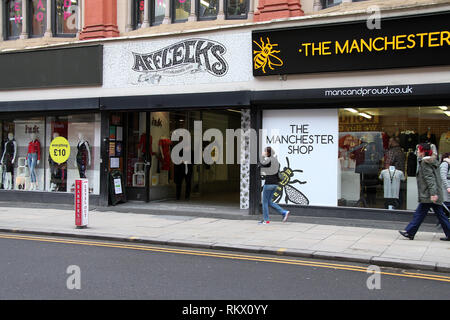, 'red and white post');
75,179,89,228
